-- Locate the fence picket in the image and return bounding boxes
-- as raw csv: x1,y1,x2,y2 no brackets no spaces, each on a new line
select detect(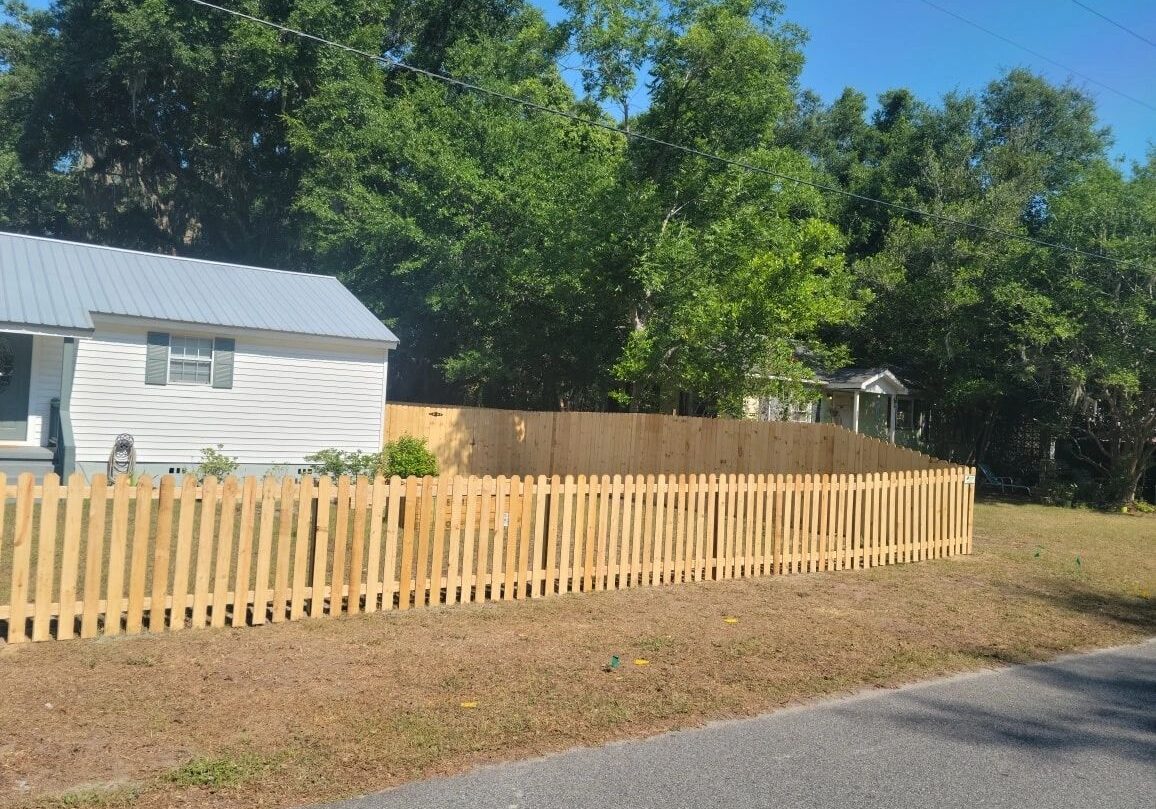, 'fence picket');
330,476,352,613
715,475,728,580
809,473,823,573
541,475,560,596
533,474,552,597
657,474,673,584
629,475,645,587
595,475,611,591
211,477,239,628
447,476,465,603
582,475,599,592
866,473,878,568
929,471,938,559
252,476,278,624
148,475,176,632
191,476,218,629
831,474,845,571
487,476,505,600
672,475,687,584
124,476,153,636
81,475,110,638
516,475,534,599
290,476,313,620
564,473,582,596
690,474,704,581
381,476,401,609
779,474,793,575
744,474,757,578
32,473,62,641
101,473,132,637
638,475,654,586
311,476,332,616
681,475,696,583
56,473,85,640
347,476,368,613
8,473,35,643
230,477,258,626
429,476,448,606
952,468,961,555
272,477,296,621
475,476,493,600
961,466,971,557
170,476,198,631
397,476,417,610
503,477,521,601
364,476,387,612
460,476,480,602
